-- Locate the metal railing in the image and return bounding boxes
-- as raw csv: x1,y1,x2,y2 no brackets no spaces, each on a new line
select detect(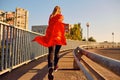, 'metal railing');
73,46,120,80
0,21,48,75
